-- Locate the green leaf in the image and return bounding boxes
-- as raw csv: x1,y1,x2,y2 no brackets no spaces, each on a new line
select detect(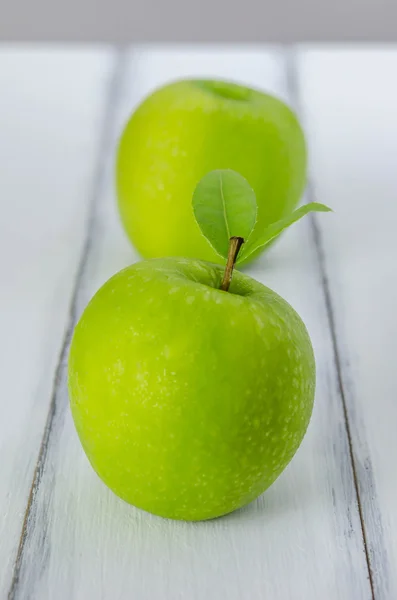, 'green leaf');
238,202,332,262
192,169,257,259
